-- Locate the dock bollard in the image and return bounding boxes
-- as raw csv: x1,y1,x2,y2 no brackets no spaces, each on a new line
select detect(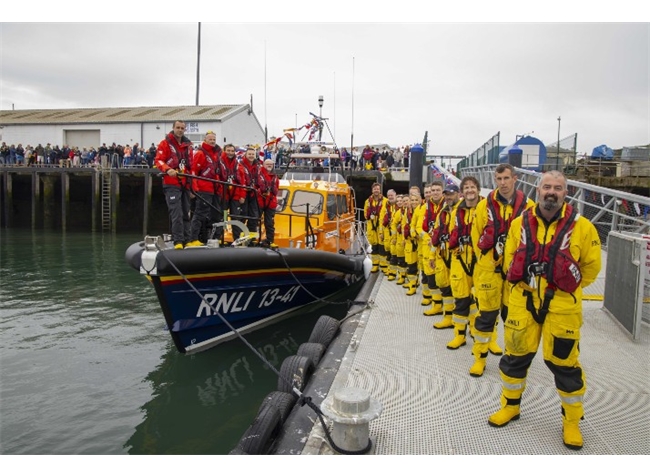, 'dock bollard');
320,387,382,454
